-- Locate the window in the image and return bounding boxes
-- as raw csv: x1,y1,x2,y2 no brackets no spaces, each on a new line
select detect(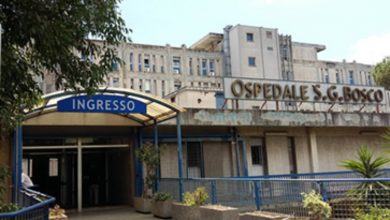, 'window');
186,142,203,177
152,55,156,72
138,54,142,72
161,80,165,97
160,55,165,73
174,80,182,90
267,46,273,51
129,53,134,72
144,80,151,93
287,137,297,174
189,58,193,75
215,92,224,109
367,73,372,86
113,77,119,87
209,59,215,75
49,158,58,177
349,71,354,85
335,72,340,84
144,54,150,72
139,79,143,91
248,57,256,67
173,56,181,74
130,79,134,89
266,31,273,39
251,145,264,165
197,58,201,76
324,69,329,83
246,33,254,42
111,62,119,71
202,59,207,76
